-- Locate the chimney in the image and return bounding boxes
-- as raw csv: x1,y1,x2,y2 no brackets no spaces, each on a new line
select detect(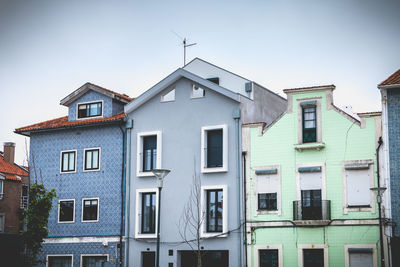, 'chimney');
3,142,16,164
